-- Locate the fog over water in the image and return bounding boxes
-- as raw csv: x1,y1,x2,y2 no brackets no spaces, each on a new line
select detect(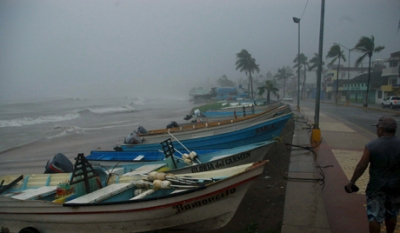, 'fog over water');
0,0,399,104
